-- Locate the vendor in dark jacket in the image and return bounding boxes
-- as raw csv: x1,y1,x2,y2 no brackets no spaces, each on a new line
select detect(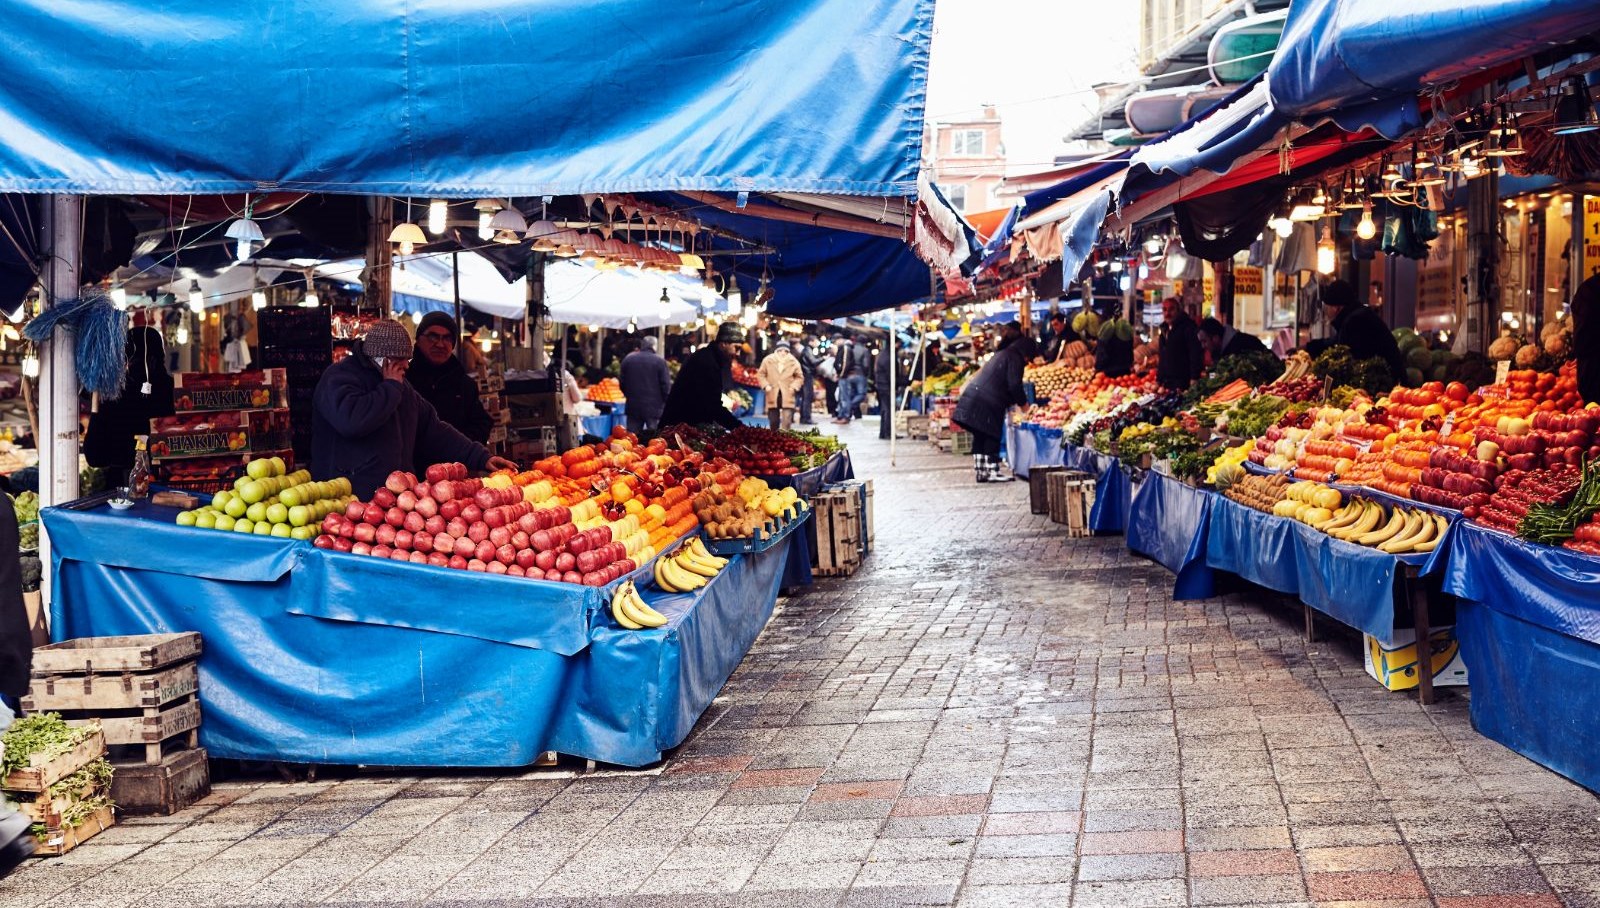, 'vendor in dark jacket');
405,312,492,443
312,319,514,499
1198,317,1271,364
83,326,175,487
953,322,1035,483
1157,298,1204,391
1571,273,1600,405
1314,279,1406,382
659,322,745,431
